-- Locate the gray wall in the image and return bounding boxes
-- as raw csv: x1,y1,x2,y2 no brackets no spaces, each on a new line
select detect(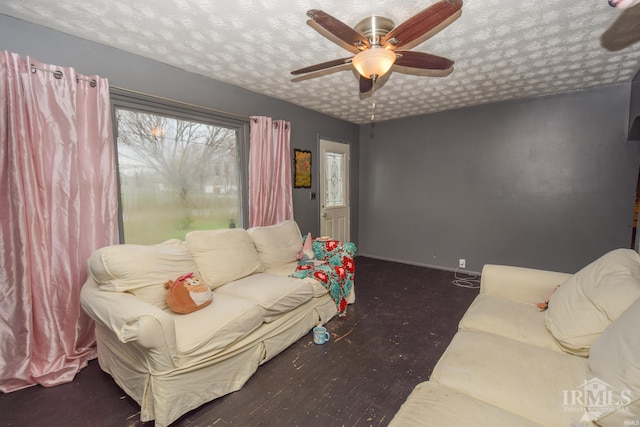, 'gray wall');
0,14,360,241
358,84,639,273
